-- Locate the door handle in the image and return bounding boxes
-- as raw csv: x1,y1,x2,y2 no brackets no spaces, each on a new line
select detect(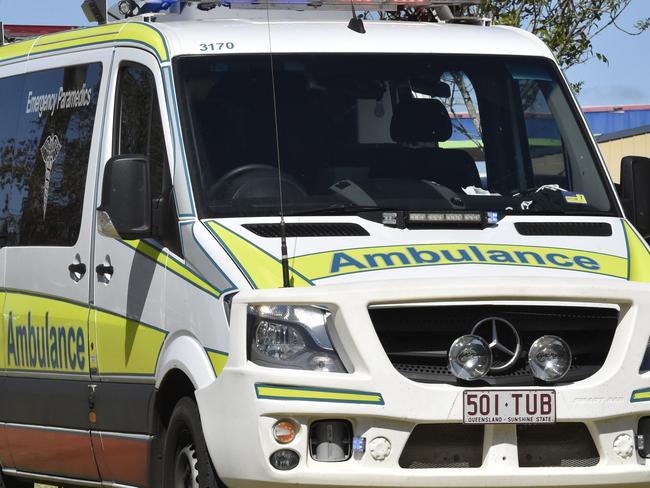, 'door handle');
96,264,114,276
68,262,87,281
